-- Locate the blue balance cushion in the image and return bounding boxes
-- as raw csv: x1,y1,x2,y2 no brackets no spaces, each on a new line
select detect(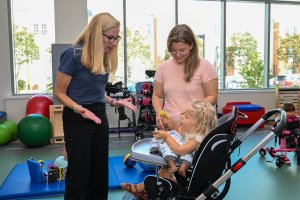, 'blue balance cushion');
236,104,262,111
